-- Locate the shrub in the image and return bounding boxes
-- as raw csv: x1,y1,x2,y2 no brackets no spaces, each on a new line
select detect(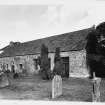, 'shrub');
40,44,51,80
53,47,64,77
